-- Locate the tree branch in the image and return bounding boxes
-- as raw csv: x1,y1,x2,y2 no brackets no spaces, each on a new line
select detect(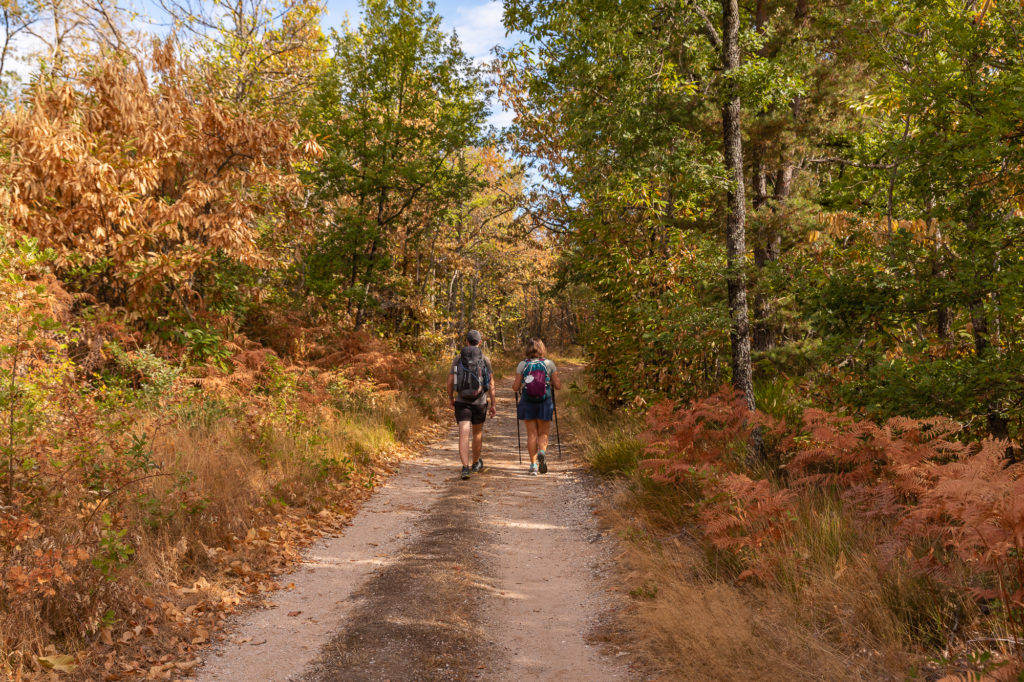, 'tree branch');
805,157,896,170
690,2,722,49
